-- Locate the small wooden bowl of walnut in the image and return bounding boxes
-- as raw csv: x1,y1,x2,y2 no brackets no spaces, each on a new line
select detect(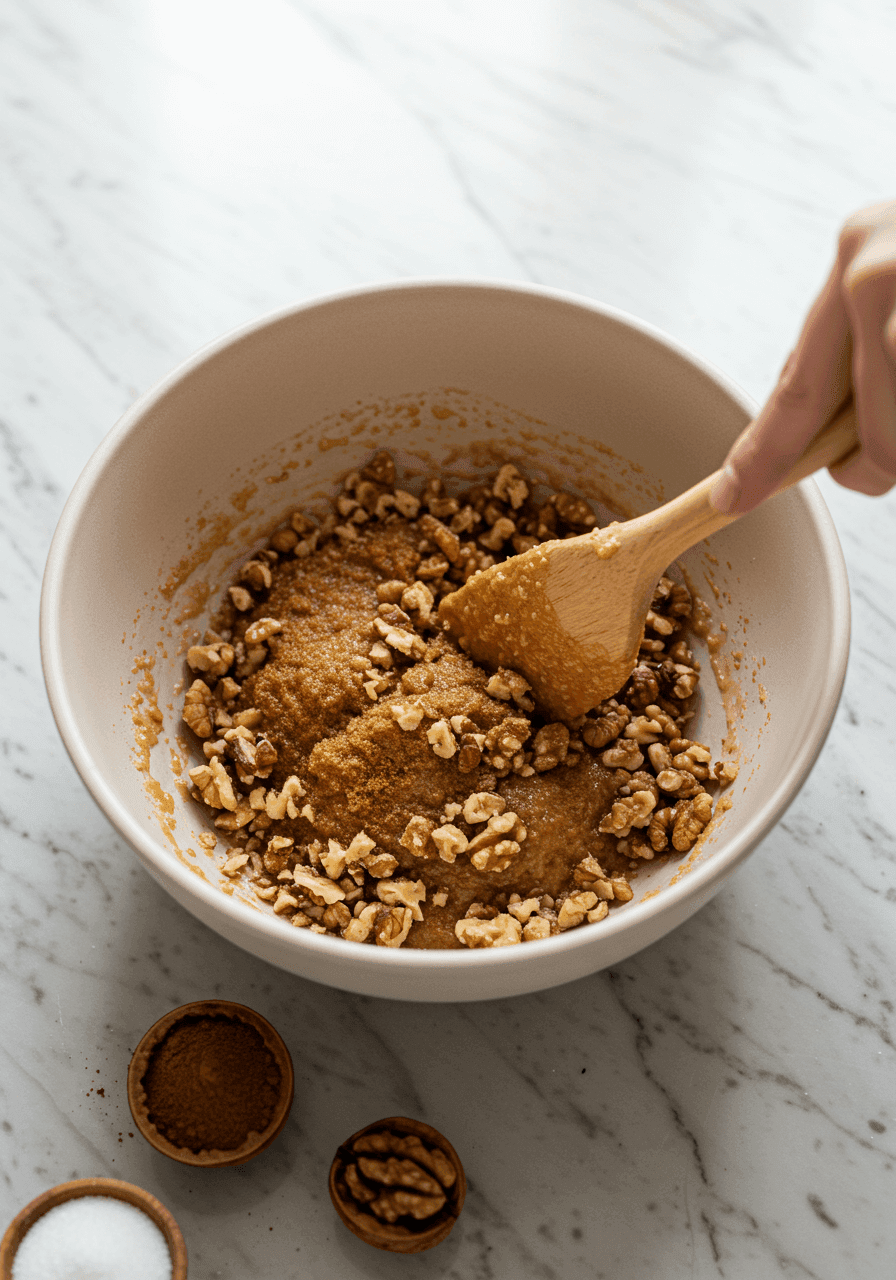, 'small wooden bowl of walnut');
329,1116,466,1254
